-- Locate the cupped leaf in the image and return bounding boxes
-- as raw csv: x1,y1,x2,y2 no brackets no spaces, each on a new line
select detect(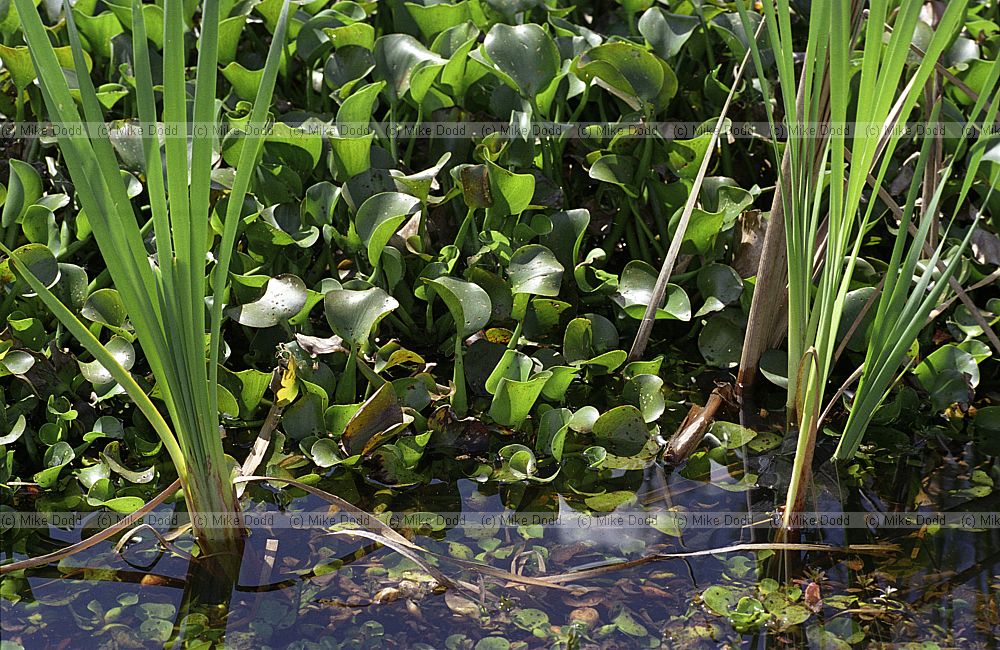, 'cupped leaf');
79,336,135,385
507,244,564,297
623,374,665,423
6,244,60,297
406,1,471,40
426,276,491,338
374,34,446,103
225,274,308,328
490,370,553,429
341,382,412,456
573,41,677,113
0,44,35,90
592,405,650,456
355,192,422,269
639,8,700,59
324,286,400,348
695,263,743,317
613,260,691,320
481,23,560,97
82,288,128,327
698,311,744,369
